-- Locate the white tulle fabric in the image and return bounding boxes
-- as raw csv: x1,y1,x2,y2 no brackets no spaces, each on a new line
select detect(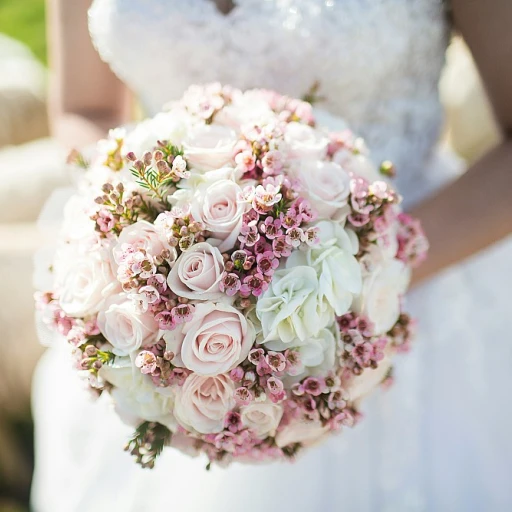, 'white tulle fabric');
31,1,512,511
